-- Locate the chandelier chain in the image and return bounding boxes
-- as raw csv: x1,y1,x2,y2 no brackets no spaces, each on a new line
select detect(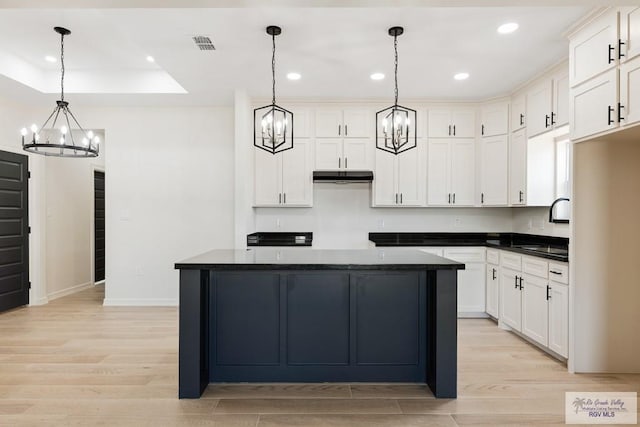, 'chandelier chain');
60,32,65,102
271,32,276,105
394,34,398,106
